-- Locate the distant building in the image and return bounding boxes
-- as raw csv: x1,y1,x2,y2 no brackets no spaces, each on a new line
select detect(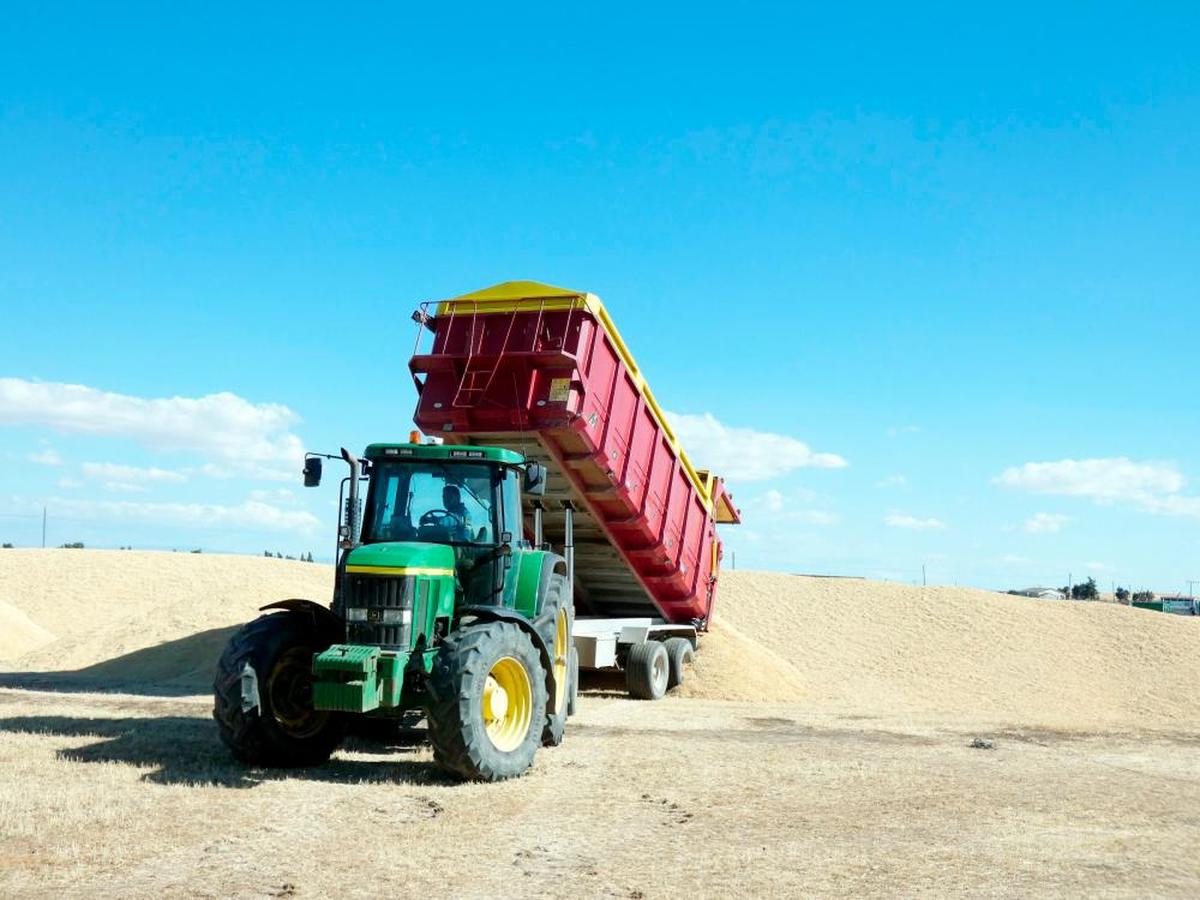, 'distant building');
1014,587,1067,600
1133,595,1198,616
